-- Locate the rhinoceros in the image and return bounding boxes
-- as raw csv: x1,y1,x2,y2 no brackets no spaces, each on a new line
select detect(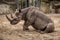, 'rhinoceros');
6,6,54,33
